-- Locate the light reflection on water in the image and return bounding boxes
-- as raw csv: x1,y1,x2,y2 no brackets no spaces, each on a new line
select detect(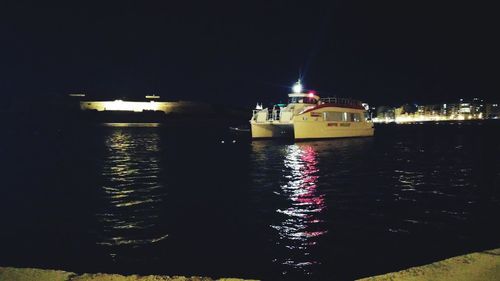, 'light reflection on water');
252,142,327,276
97,129,167,248
274,144,327,274
250,138,378,278
101,123,161,128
